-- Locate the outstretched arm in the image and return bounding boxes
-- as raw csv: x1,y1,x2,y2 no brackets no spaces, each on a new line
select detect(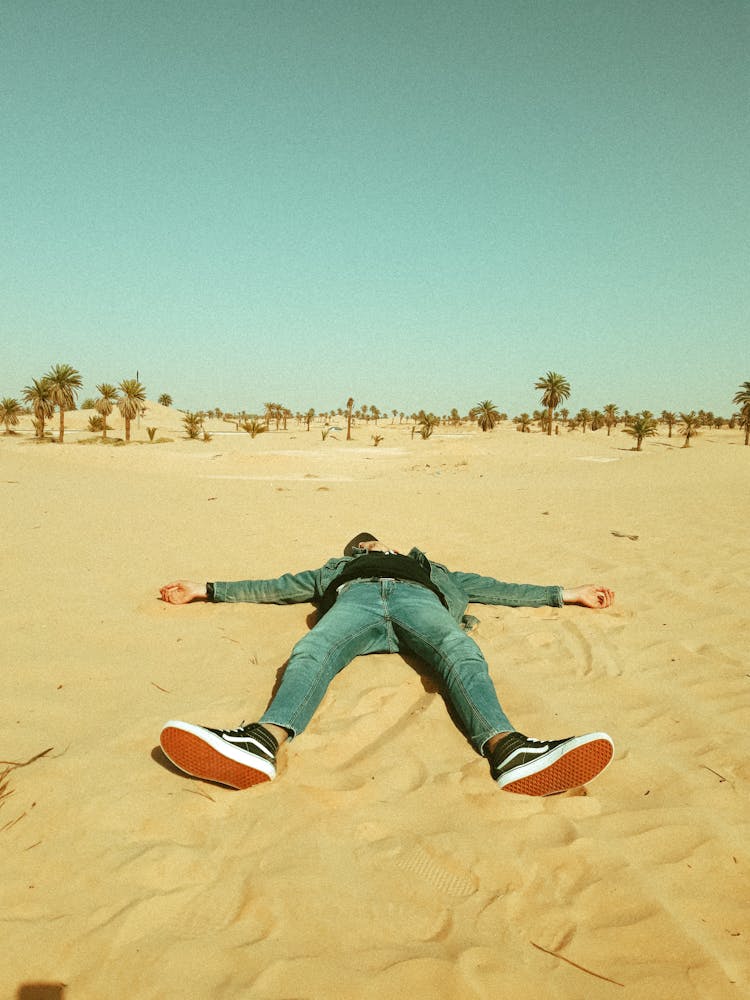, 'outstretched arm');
160,566,323,605
160,580,208,605
562,585,615,609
